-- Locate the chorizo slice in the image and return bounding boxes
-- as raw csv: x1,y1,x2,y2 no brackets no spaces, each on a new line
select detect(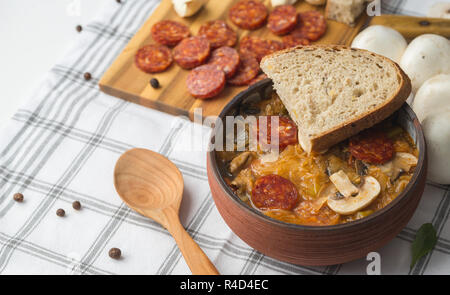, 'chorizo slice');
349,129,395,164
207,46,240,79
198,20,237,49
229,0,268,30
292,11,327,41
151,20,190,46
267,5,298,35
227,53,260,86
257,116,298,149
251,174,299,210
173,36,211,69
134,44,173,73
239,36,285,62
282,34,311,48
186,64,225,99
